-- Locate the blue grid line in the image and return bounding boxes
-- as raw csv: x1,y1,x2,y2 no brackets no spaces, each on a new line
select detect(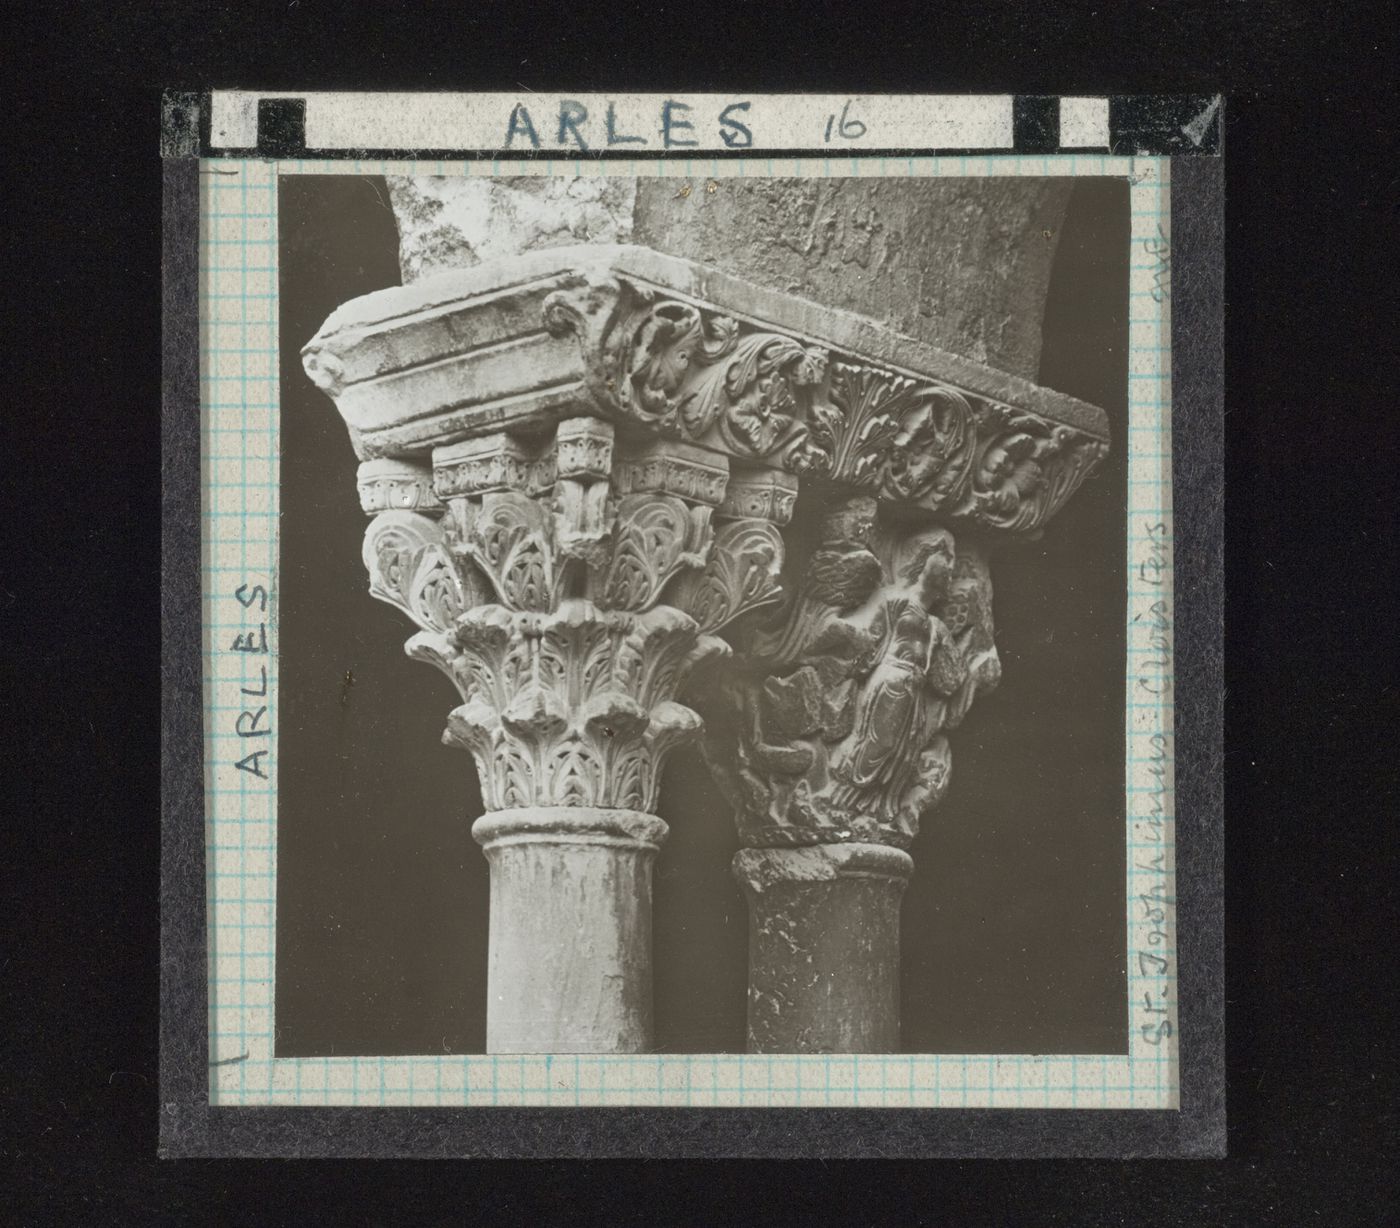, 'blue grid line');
202,154,1180,1111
